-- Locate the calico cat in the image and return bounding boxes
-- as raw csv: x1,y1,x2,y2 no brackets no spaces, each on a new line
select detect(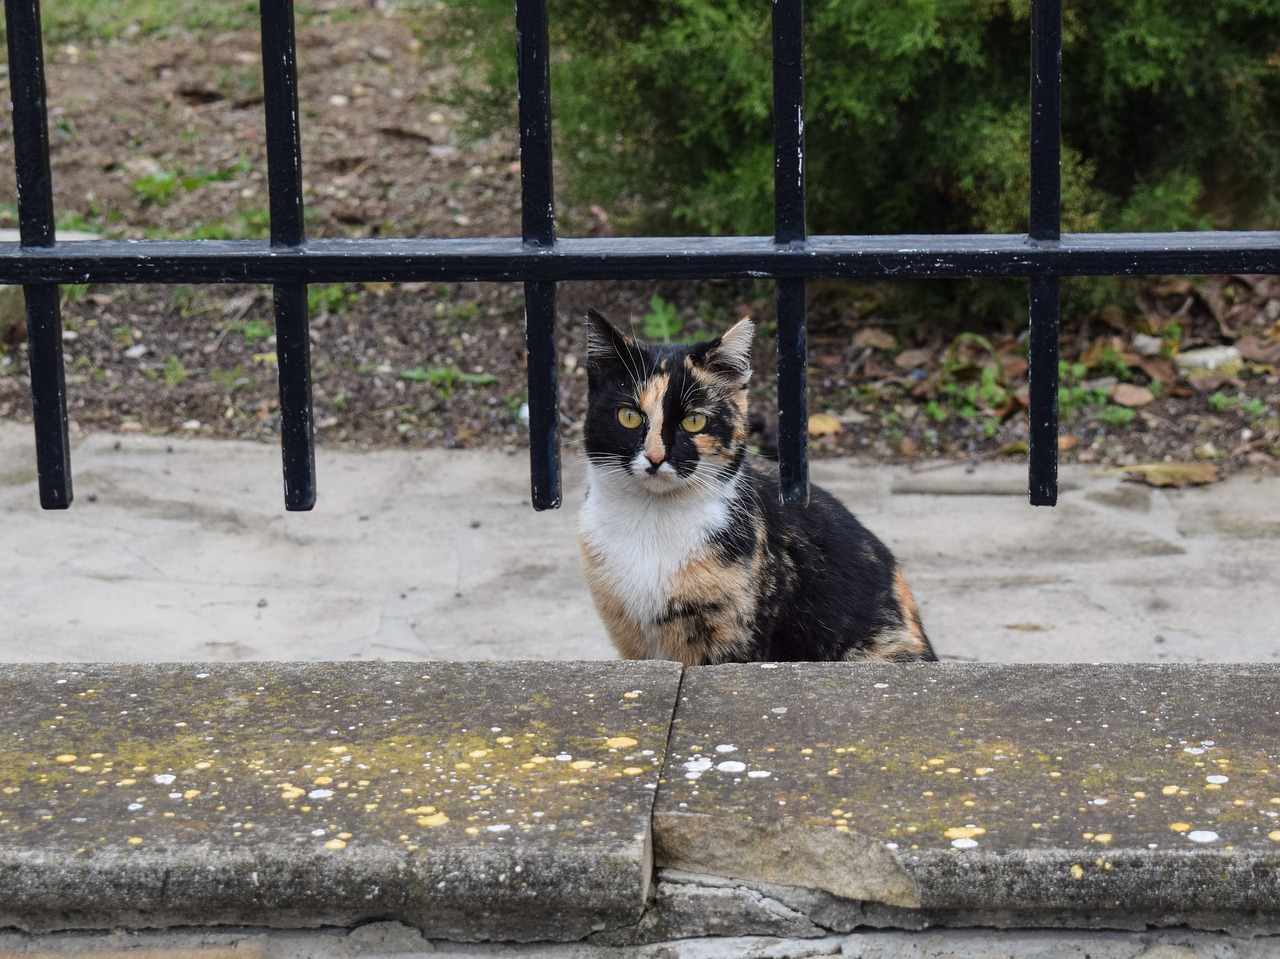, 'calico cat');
578,308,936,666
